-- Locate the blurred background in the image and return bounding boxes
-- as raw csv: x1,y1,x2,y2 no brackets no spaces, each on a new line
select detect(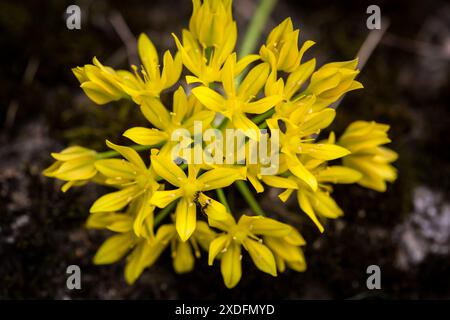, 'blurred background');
1,0,449,299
